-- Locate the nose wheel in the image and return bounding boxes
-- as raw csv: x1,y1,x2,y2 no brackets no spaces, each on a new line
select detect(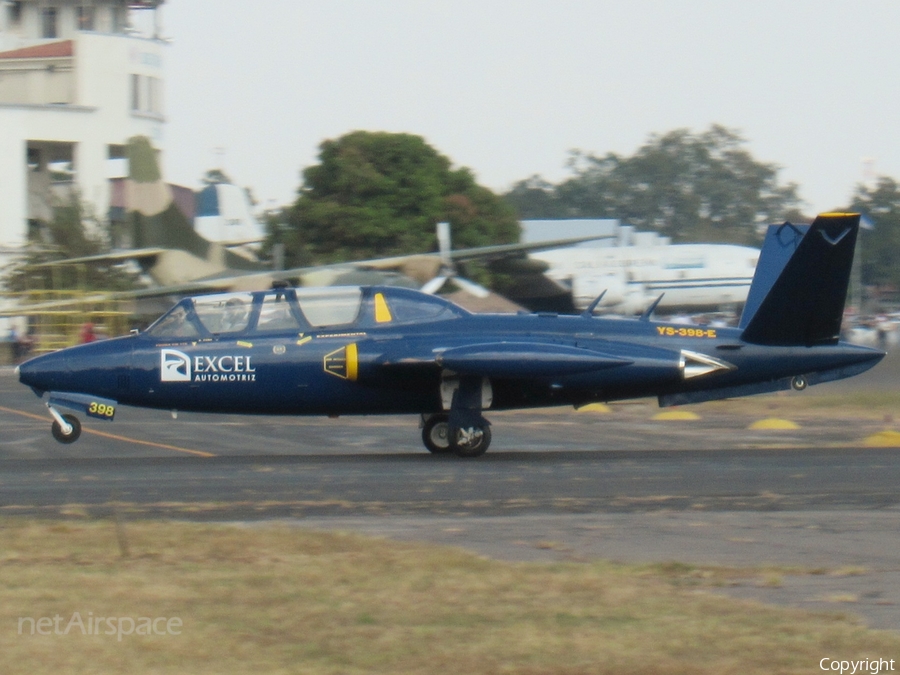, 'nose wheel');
51,413,82,444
